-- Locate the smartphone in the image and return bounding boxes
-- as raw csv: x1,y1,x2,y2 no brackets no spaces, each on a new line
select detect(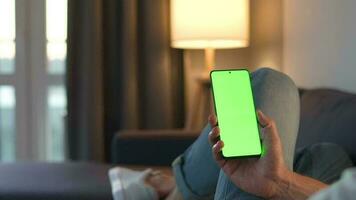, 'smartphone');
210,69,261,158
